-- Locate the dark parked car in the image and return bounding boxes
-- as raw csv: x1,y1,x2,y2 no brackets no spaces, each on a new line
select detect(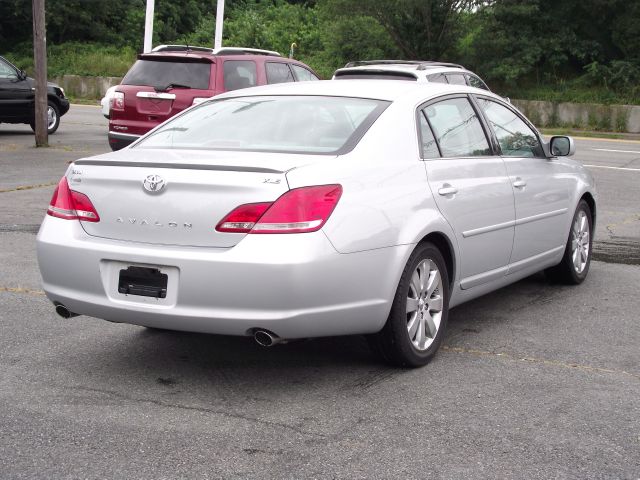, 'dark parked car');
0,55,70,134
108,45,320,151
